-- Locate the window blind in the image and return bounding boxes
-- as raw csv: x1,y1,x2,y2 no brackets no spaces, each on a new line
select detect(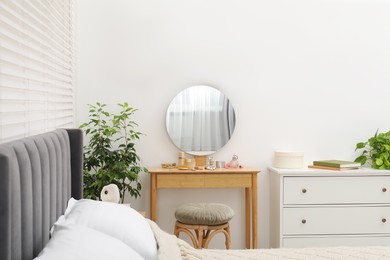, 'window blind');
0,0,76,143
